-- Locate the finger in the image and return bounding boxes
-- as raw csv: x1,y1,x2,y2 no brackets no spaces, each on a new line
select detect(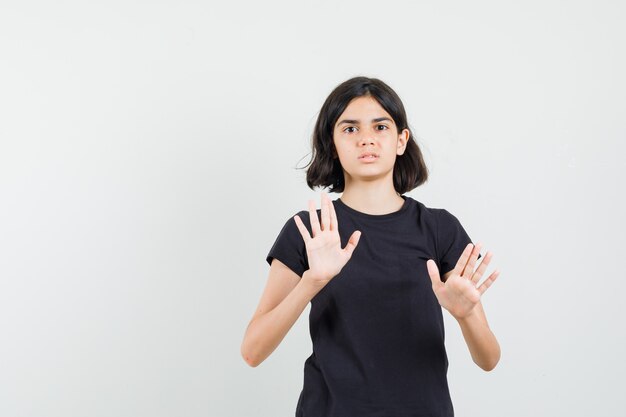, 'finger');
462,242,482,279
293,215,311,243
453,244,474,277
344,230,361,257
320,193,330,231
471,251,493,285
427,259,443,289
478,269,500,295
329,194,338,231
308,199,321,237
